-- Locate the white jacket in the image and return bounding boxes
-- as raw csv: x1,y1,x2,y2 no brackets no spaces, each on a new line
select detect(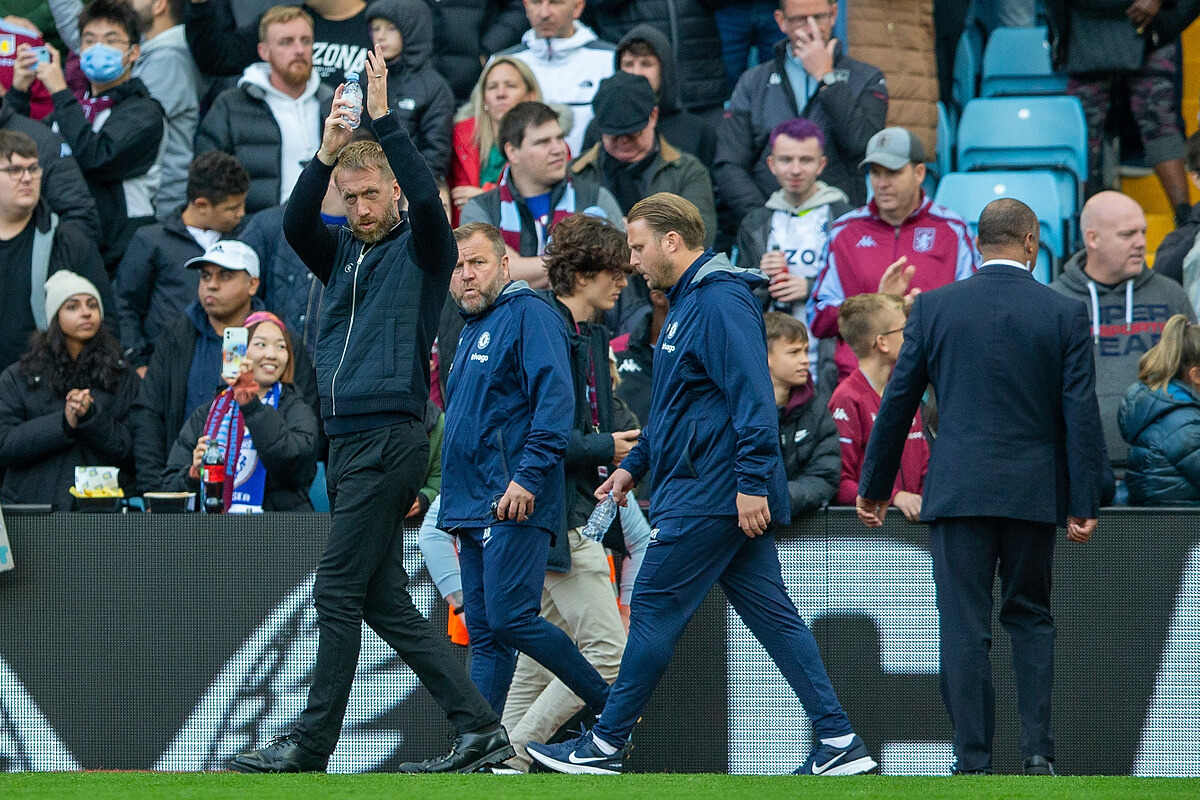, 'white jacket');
498,23,615,154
